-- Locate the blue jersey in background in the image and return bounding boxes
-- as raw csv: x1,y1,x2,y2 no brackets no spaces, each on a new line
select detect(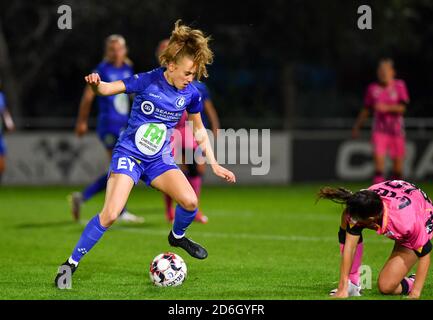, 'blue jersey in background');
0,92,6,154
93,61,134,148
